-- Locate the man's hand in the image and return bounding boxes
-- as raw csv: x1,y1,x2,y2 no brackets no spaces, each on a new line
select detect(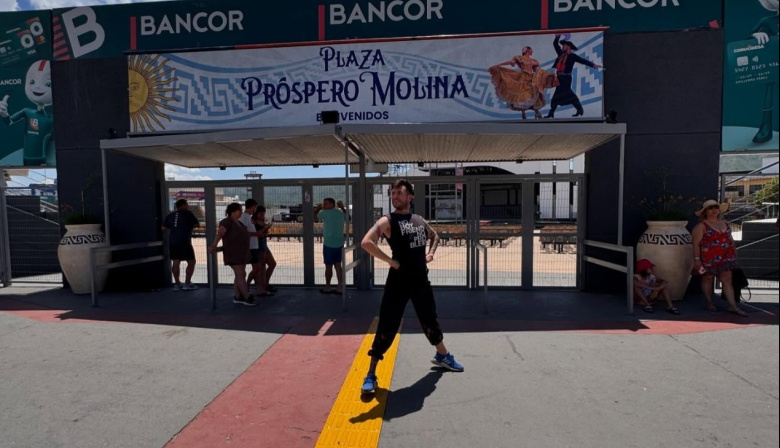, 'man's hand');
425,254,434,263
389,259,400,269
0,95,9,118
754,32,769,45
